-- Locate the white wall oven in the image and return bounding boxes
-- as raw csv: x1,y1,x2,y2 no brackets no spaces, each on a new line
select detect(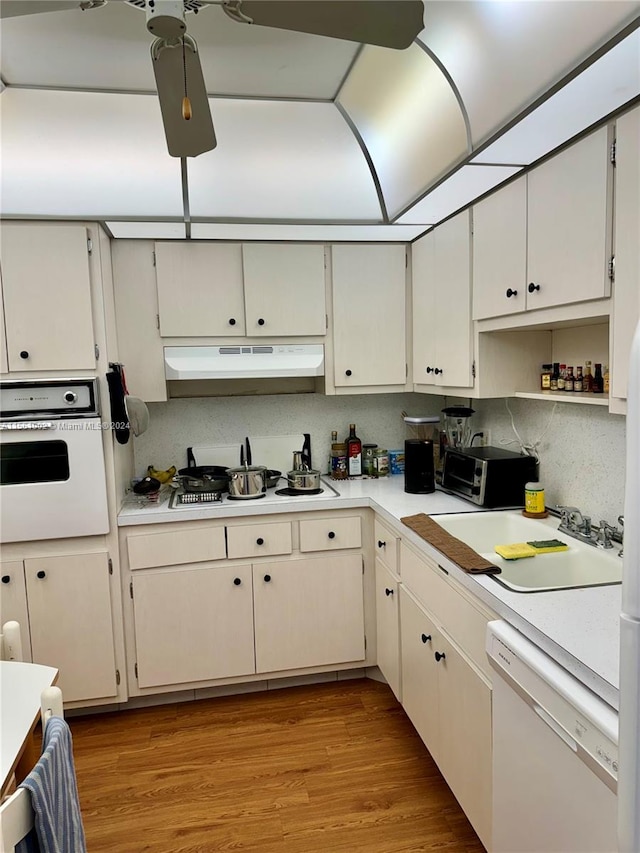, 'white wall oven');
0,378,109,542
